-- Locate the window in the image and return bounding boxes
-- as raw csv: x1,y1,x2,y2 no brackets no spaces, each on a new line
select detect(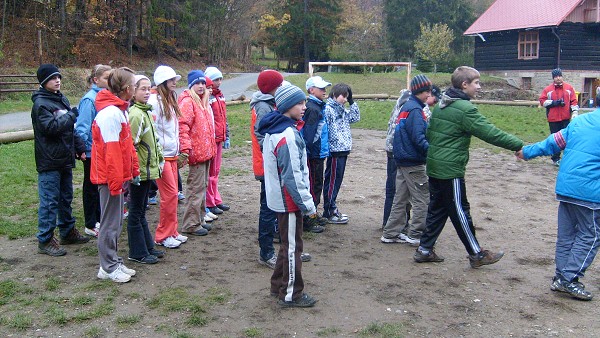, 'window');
522,77,532,90
518,31,539,60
